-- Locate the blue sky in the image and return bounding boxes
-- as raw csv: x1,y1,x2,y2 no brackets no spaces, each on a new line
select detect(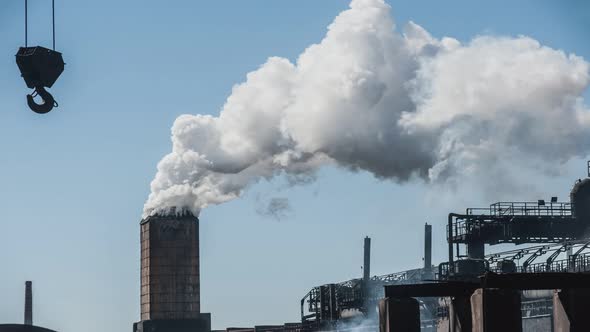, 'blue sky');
0,1,588,331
